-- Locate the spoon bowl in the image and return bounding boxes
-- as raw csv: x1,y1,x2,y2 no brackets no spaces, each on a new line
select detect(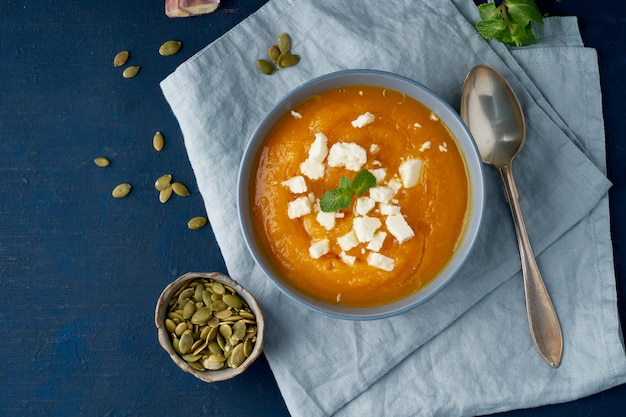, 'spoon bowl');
460,65,525,167
460,65,563,368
